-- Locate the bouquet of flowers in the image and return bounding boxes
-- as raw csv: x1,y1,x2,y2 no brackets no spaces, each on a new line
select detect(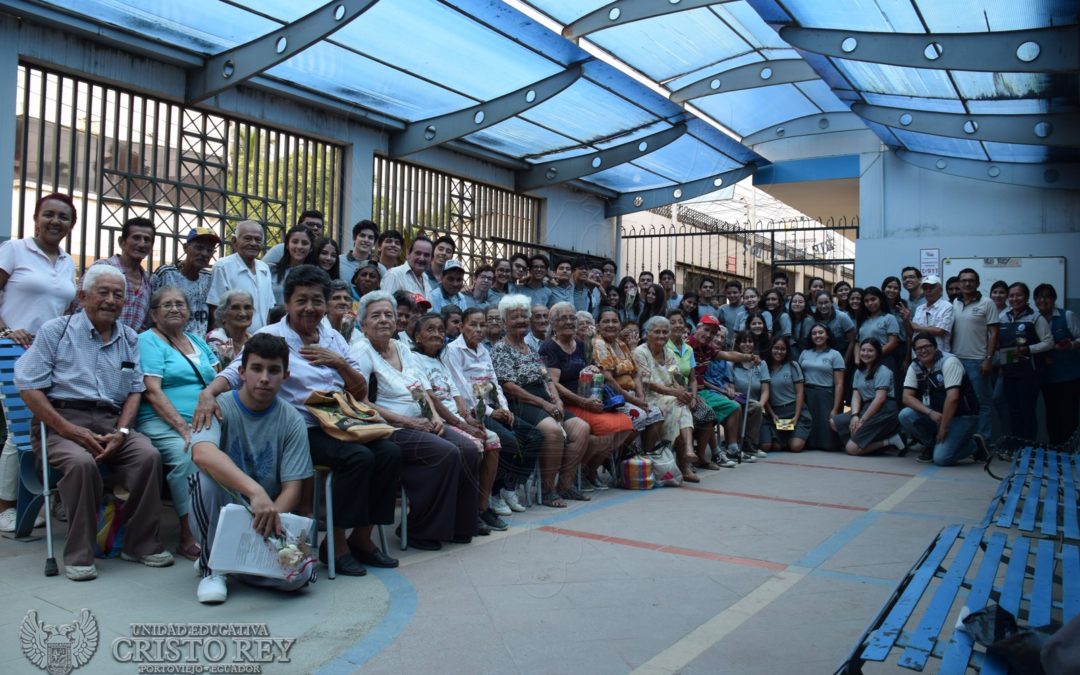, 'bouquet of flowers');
472,376,498,420
407,381,433,419
668,363,686,387
266,529,317,582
